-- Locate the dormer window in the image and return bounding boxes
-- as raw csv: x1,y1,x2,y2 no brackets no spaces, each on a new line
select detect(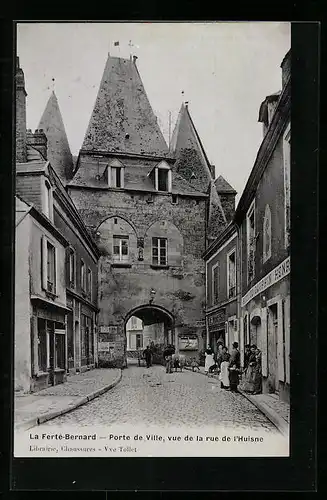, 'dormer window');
108,159,125,189
152,161,172,193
